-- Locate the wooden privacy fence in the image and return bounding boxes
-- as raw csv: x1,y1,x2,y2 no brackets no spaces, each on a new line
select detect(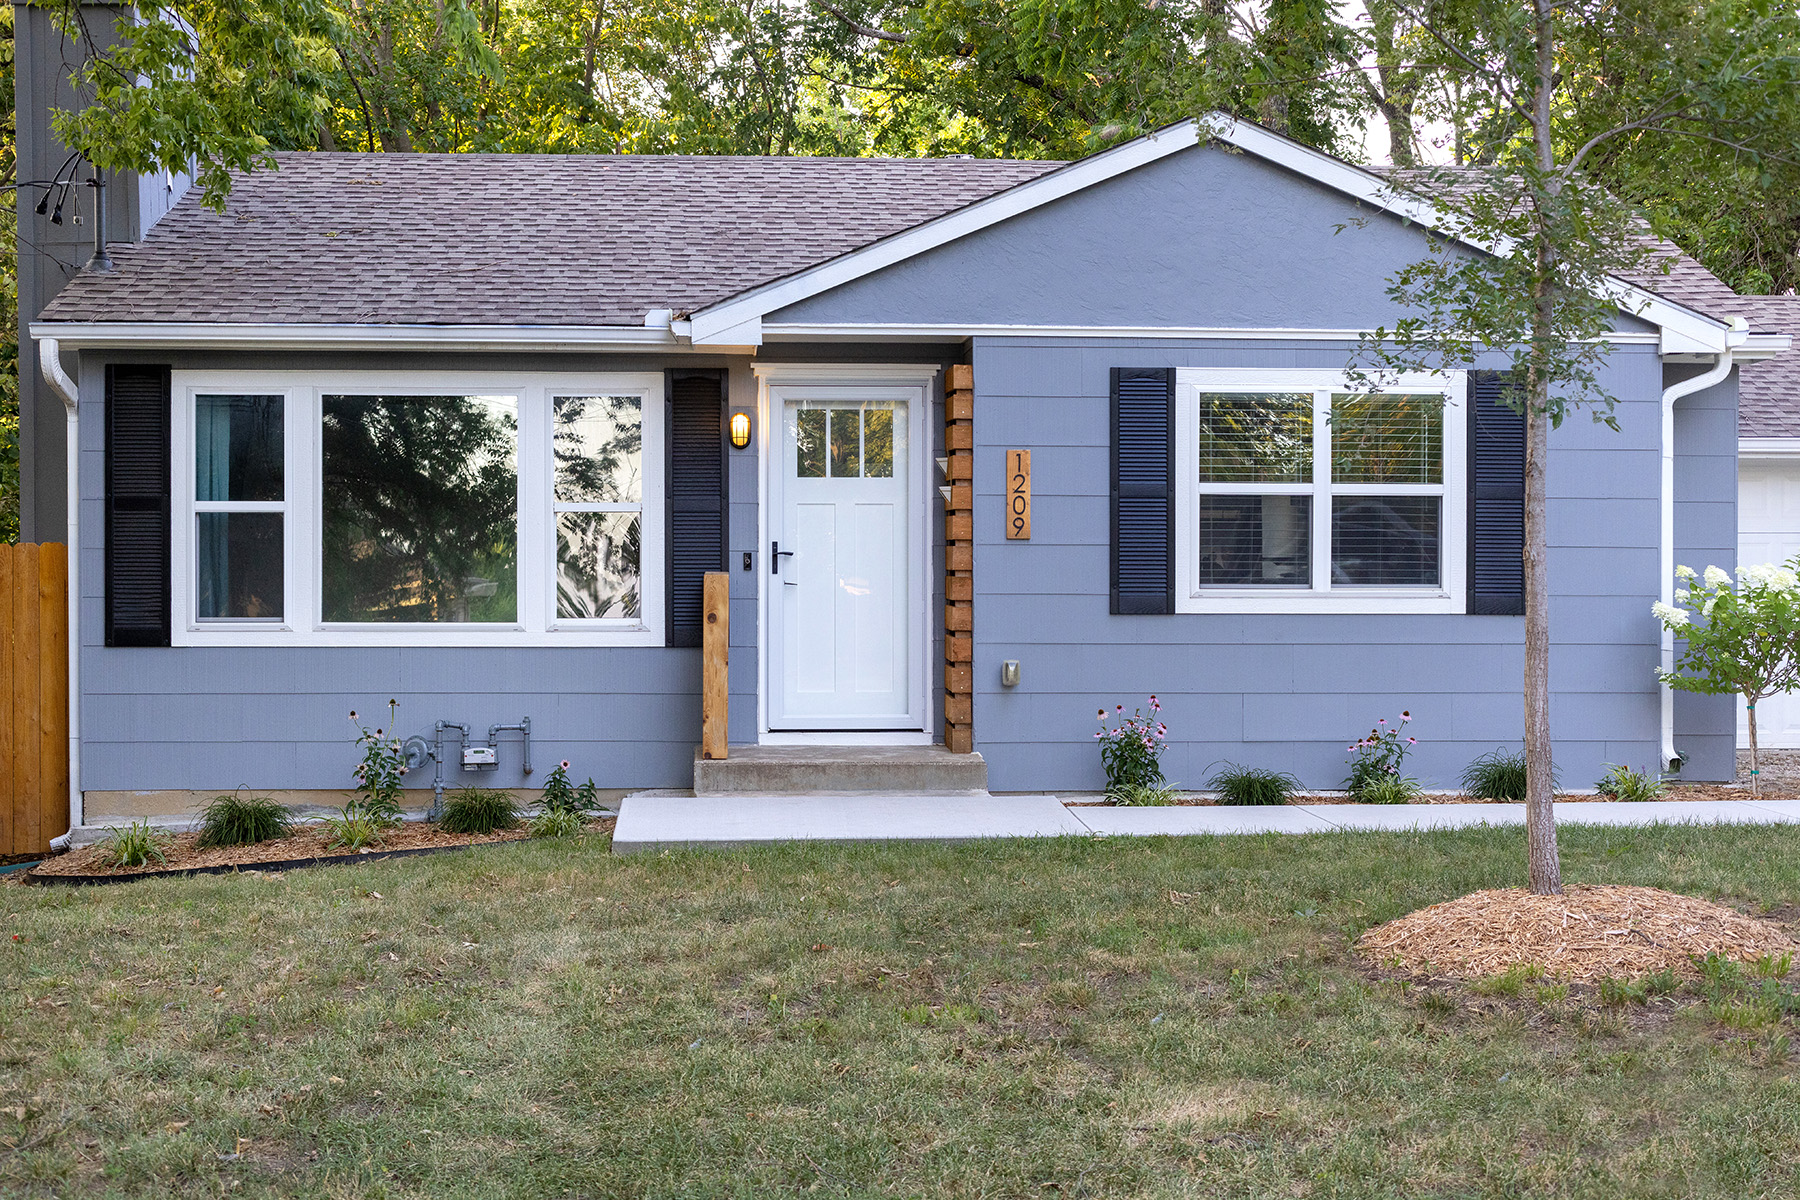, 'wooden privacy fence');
0,543,70,855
